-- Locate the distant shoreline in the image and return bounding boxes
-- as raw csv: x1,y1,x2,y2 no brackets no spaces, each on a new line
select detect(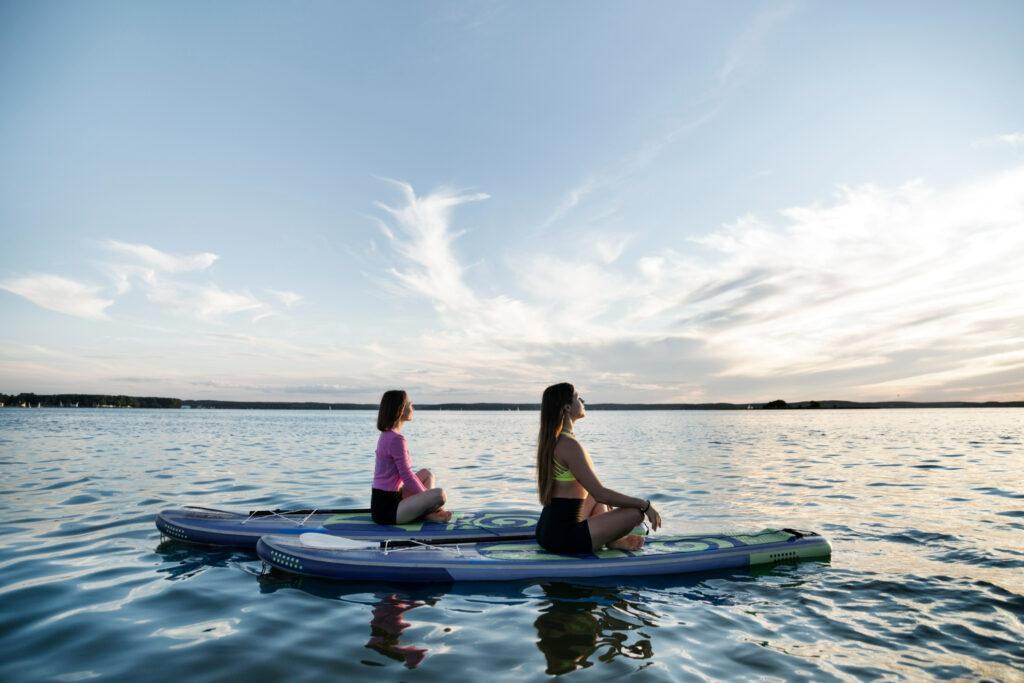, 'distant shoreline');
1,393,1021,410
